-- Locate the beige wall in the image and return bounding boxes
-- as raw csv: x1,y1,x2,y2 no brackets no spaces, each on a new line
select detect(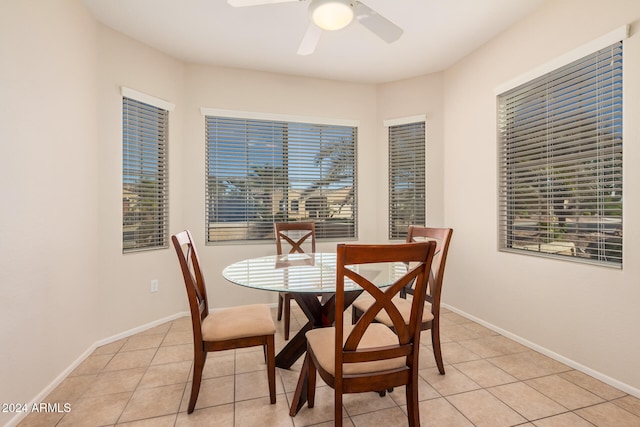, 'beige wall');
442,0,640,394
95,25,188,338
3,0,640,423
0,0,99,424
377,74,446,229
